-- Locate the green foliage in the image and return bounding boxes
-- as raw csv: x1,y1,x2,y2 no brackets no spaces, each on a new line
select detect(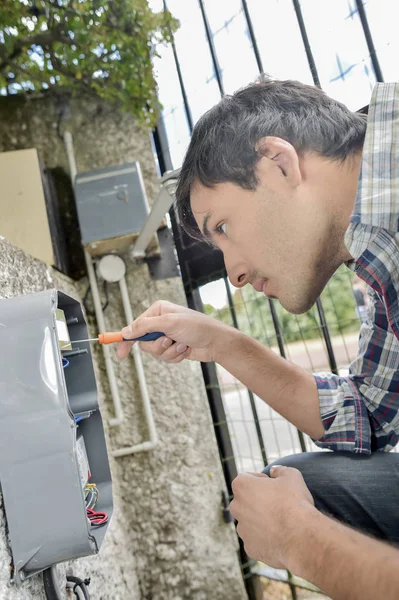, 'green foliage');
0,0,177,125
205,266,360,347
